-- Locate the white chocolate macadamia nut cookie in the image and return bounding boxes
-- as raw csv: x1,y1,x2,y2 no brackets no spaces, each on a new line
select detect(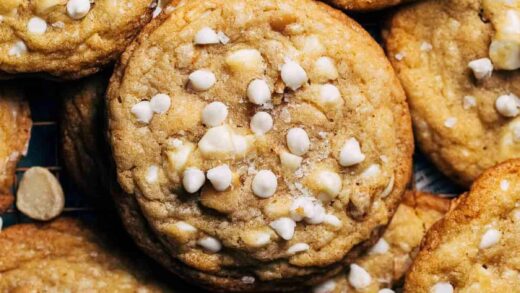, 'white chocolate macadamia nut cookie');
385,0,520,186
108,0,413,291
405,160,520,292
0,0,156,79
